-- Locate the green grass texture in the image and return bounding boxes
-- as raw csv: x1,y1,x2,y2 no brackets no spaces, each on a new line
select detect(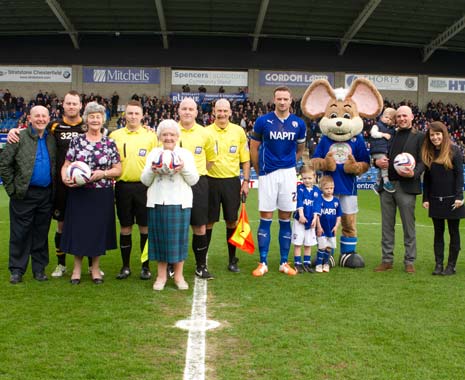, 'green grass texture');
1,189,465,380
